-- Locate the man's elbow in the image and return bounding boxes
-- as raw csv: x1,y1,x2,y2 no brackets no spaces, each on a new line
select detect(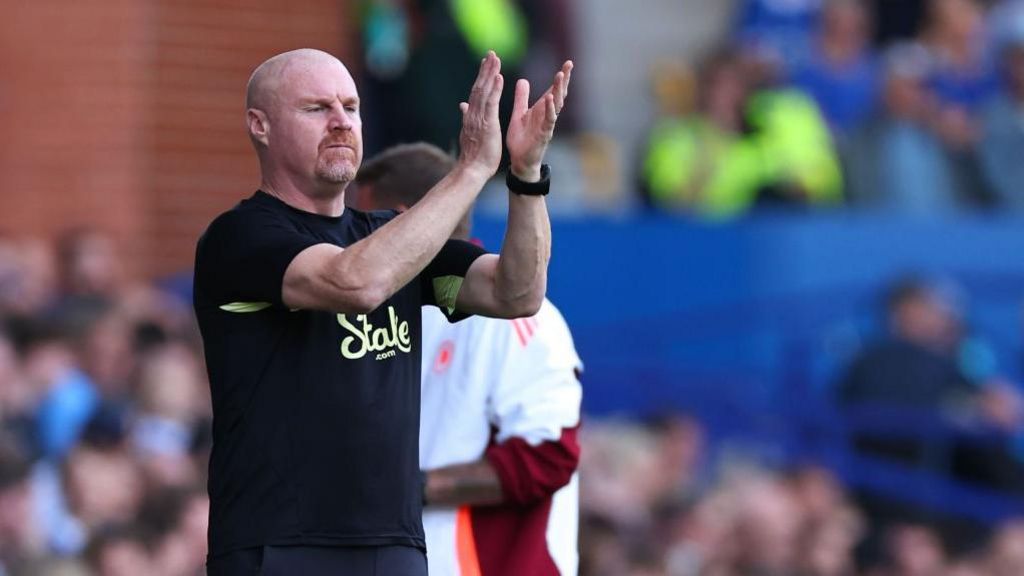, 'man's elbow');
492,294,542,319
319,270,391,313
496,285,545,318
345,287,387,314
519,292,544,317
340,277,392,313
